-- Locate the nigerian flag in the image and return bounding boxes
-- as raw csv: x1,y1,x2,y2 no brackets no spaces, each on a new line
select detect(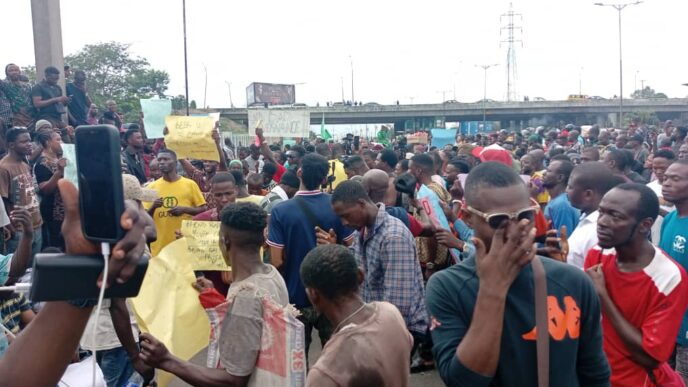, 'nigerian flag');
320,113,332,140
